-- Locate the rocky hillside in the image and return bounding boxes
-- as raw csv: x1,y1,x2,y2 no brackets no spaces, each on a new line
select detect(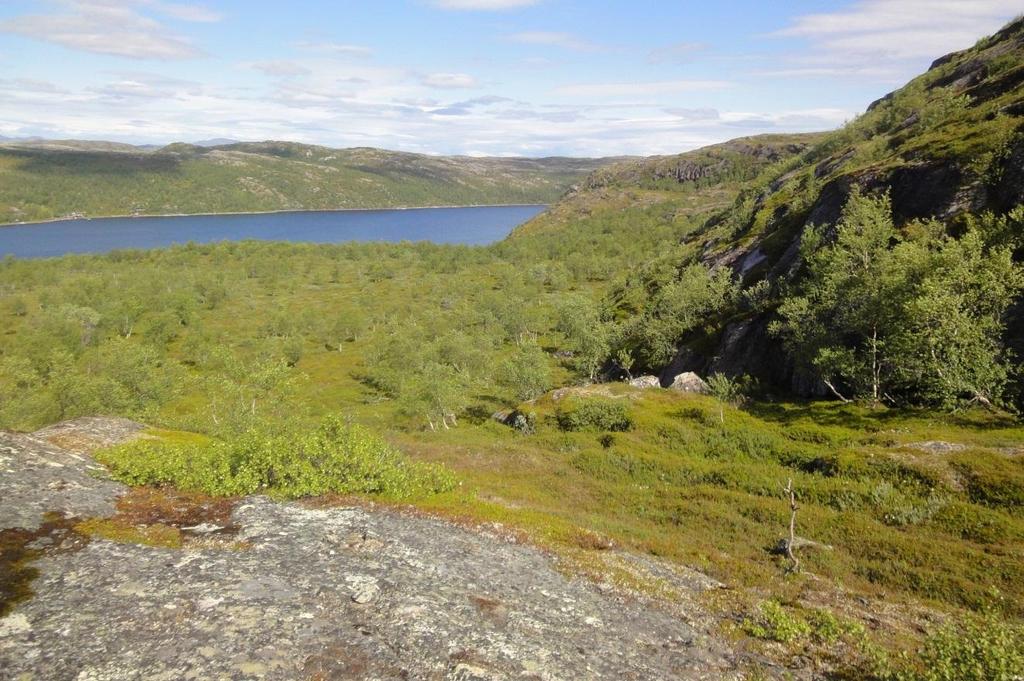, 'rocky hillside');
523,16,1024,398
0,140,618,224
579,134,822,192
512,133,824,238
